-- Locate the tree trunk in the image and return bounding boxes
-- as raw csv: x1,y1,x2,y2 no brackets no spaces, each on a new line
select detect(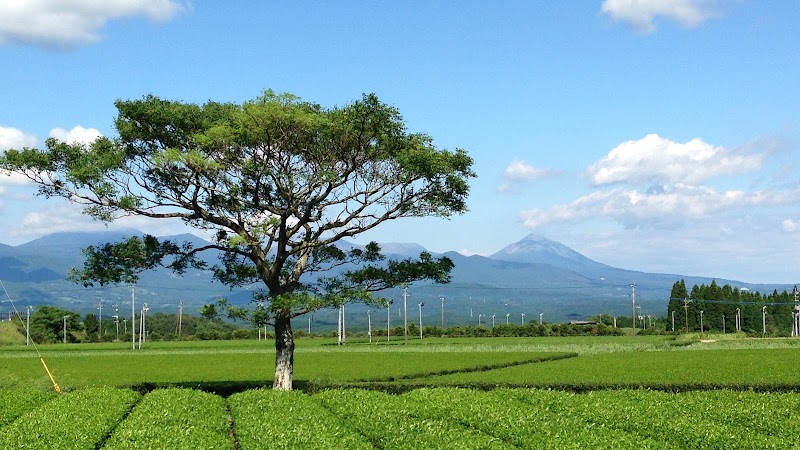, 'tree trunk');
273,313,294,390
